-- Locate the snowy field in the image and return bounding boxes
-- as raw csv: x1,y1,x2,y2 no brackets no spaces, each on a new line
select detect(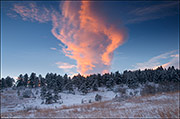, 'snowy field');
1,87,116,113
1,88,179,118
